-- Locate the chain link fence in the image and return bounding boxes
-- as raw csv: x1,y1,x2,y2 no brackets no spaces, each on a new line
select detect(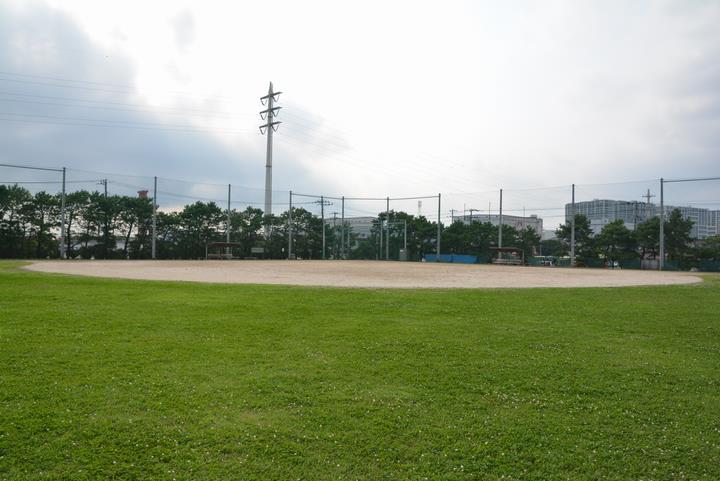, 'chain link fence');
2,162,718,270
